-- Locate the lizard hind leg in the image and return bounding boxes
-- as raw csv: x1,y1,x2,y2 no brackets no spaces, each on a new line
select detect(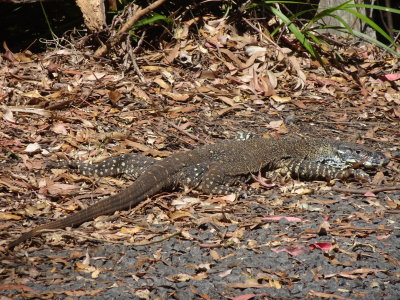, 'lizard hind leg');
176,162,210,189
196,166,245,195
